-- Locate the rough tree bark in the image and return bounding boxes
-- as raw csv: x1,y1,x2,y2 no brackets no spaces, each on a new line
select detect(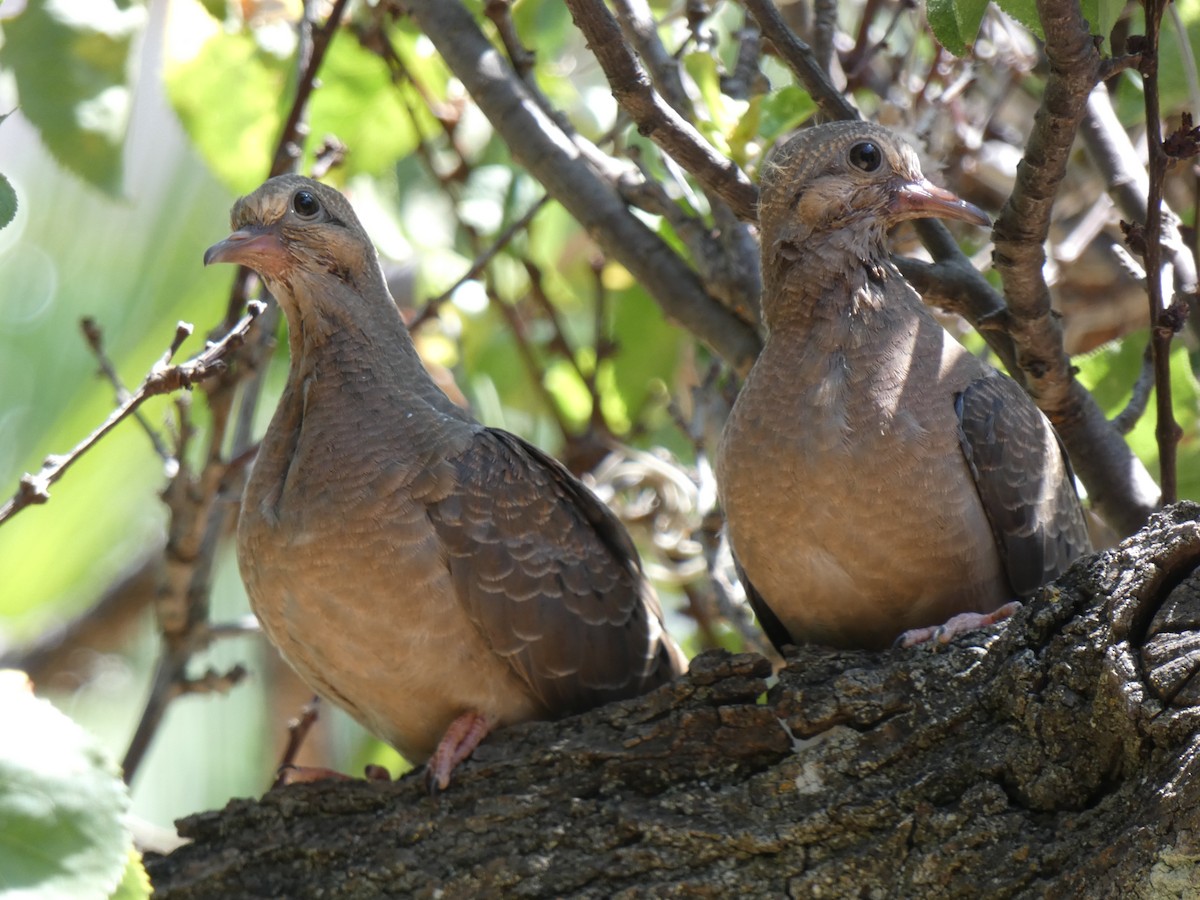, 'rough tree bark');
147,503,1200,898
